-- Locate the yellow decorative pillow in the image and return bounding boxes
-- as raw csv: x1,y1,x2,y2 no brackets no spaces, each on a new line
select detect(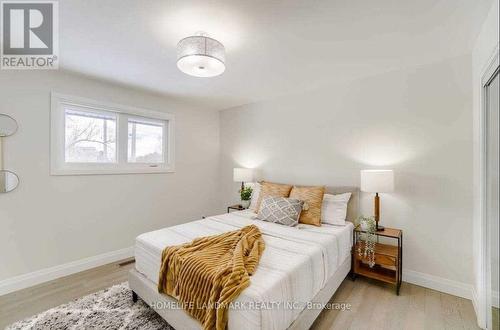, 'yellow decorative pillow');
255,181,293,212
289,185,325,226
